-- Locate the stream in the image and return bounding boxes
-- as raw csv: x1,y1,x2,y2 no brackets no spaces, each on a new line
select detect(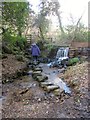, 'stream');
38,63,71,94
